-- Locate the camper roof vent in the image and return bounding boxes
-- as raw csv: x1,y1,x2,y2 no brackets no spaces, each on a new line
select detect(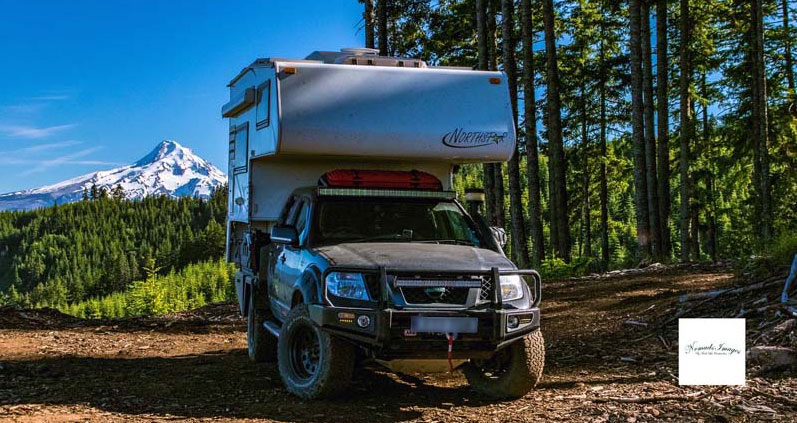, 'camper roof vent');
340,47,379,56
306,48,427,68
